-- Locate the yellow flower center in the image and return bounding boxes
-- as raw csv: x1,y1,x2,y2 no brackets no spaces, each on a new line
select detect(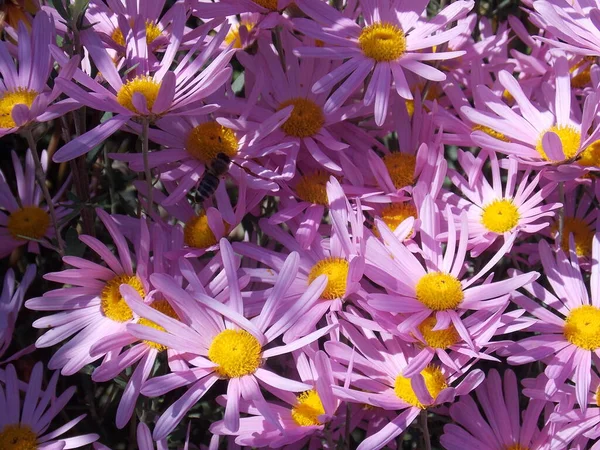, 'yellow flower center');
563,305,600,350
481,199,520,233
571,68,591,88
278,98,325,138
415,272,464,311
502,89,514,105
505,444,529,450
579,140,600,168
359,22,406,62
382,153,416,189
417,317,460,349
111,20,162,47
7,206,50,241
552,217,594,257
138,300,179,351
100,274,146,323
0,424,37,450
379,202,417,231
472,124,509,142
295,171,330,206
596,384,600,407
394,366,447,408
208,329,262,378
183,213,220,249
536,125,581,161
185,122,238,164
225,22,256,49
0,88,37,128
252,0,278,10
307,257,349,300
291,390,325,427
116,76,161,115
